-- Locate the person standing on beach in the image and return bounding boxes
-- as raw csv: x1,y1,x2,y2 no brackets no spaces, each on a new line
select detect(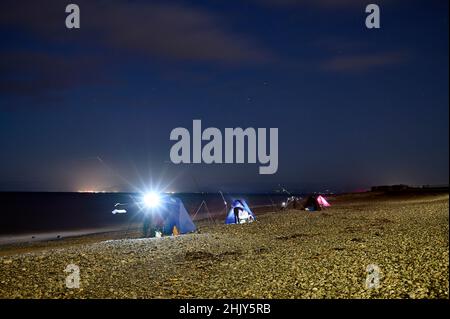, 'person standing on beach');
233,201,244,224
142,214,153,237
233,205,241,224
